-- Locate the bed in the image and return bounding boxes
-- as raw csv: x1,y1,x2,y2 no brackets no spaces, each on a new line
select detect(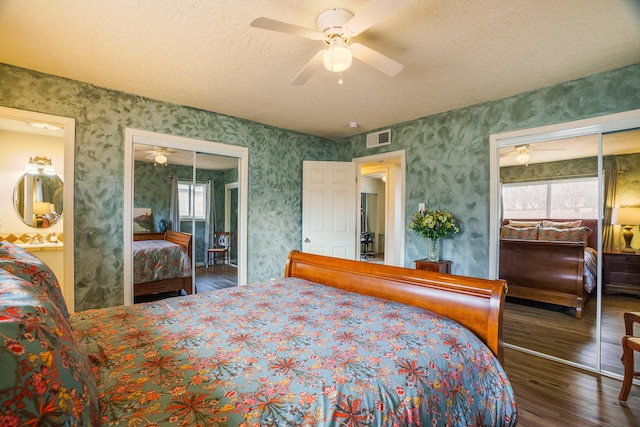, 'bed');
1,245,518,426
499,218,598,318
132,231,192,297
